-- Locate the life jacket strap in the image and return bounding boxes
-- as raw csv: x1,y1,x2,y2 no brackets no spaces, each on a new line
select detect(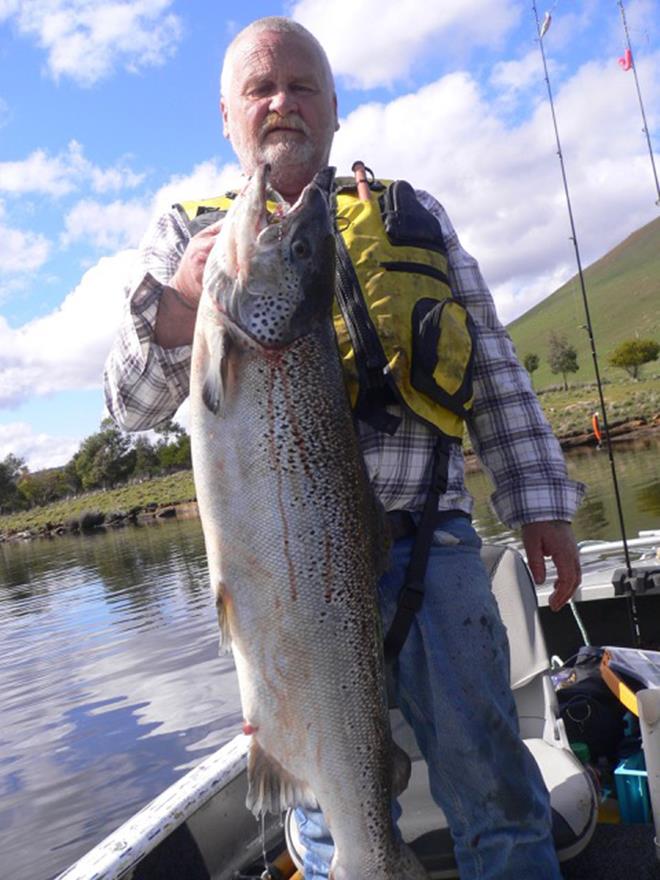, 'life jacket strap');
334,232,402,434
383,439,462,663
